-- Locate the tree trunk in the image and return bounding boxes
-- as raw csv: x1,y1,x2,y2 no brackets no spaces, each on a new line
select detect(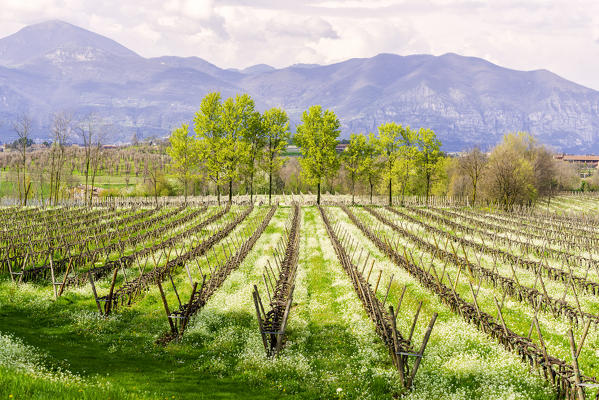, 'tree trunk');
39,174,44,206
425,174,431,205
400,164,409,206
268,165,273,205
184,178,188,205
89,153,100,207
370,180,374,205
54,169,60,206
388,177,392,207
228,179,233,204
250,169,254,203
154,185,158,208
22,141,26,206
84,159,90,206
317,180,321,205
49,153,55,206
89,169,97,207
351,174,355,205
23,181,31,206
217,184,221,206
